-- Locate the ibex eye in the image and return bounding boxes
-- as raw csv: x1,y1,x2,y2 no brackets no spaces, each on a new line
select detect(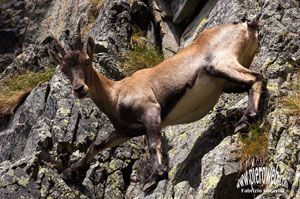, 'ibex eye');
86,58,91,64
61,68,67,75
